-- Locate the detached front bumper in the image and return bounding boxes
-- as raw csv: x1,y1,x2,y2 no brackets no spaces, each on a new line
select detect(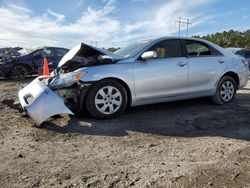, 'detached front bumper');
18,77,73,125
